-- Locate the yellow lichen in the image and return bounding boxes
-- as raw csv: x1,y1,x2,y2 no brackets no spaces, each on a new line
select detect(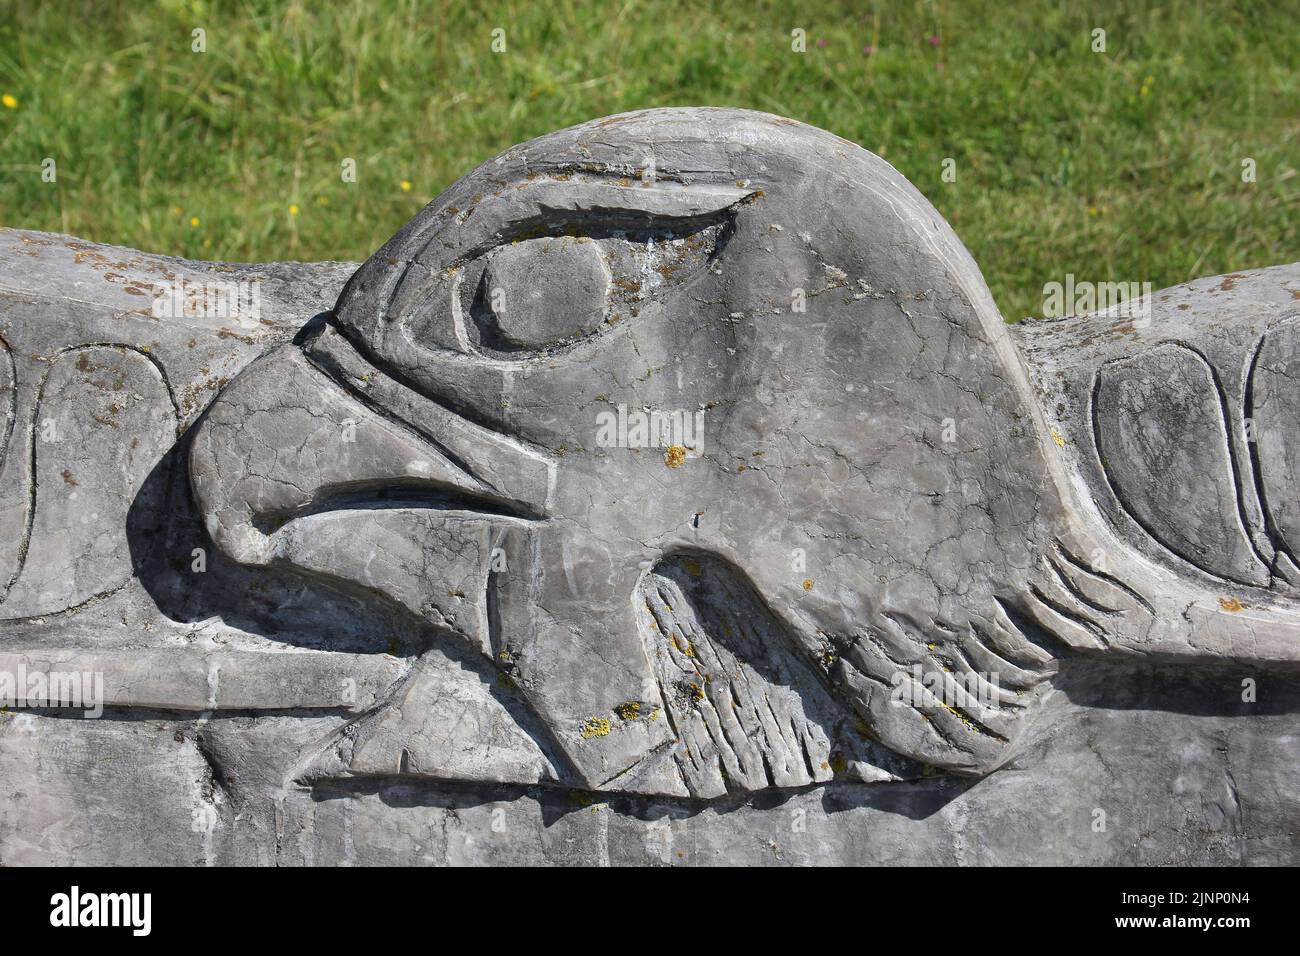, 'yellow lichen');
1218,596,1246,612
664,444,687,468
579,717,612,739
615,701,642,721
1050,426,1067,448
802,578,814,591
